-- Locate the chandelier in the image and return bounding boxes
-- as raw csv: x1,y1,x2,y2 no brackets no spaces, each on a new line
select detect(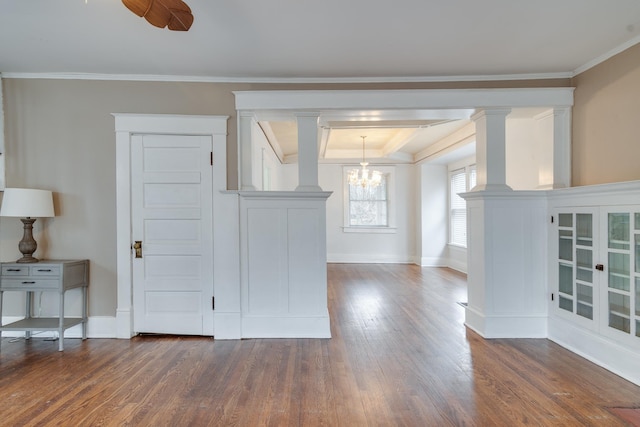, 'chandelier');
348,136,383,188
